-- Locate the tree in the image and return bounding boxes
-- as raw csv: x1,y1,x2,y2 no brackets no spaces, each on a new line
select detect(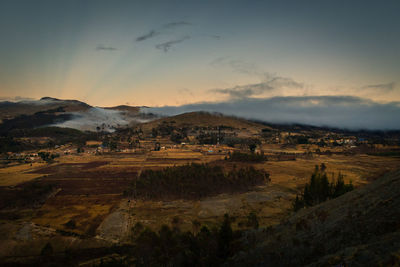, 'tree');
320,163,327,172
109,141,117,151
192,220,201,235
41,242,53,256
218,214,233,259
154,142,161,151
246,212,259,229
249,143,257,152
293,165,354,211
131,222,144,239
